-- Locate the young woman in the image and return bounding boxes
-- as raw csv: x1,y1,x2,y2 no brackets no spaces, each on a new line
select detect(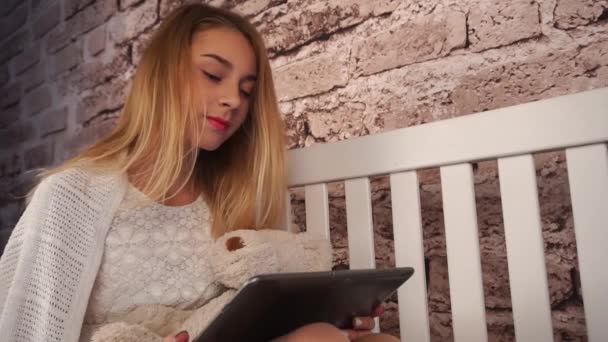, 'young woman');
0,4,399,342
